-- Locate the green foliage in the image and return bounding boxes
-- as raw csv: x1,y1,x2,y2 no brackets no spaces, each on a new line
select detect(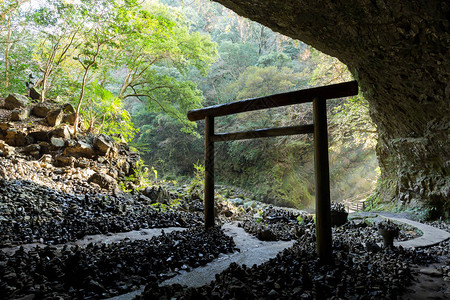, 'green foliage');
82,81,138,142
331,96,377,151
225,65,302,100
119,159,153,192
1,0,381,213
187,162,205,198
132,110,203,178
